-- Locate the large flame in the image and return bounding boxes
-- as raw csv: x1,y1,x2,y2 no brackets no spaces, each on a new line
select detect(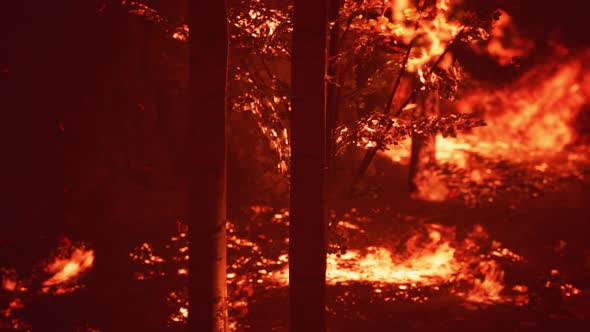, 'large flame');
453,52,588,160
365,0,463,72
272,225,457,286
379,50,590,200
267,223,523,304
406,0,463,72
